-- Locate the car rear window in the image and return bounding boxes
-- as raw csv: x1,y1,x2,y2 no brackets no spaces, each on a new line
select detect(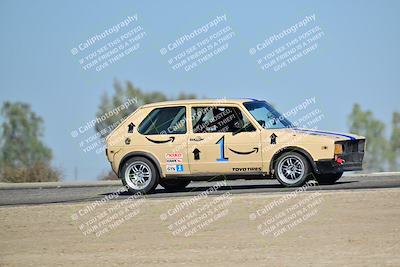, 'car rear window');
138,106,186,135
